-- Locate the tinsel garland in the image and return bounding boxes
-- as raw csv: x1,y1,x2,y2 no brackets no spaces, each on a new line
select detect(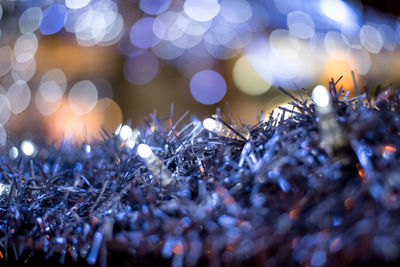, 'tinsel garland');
1,79,400,266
